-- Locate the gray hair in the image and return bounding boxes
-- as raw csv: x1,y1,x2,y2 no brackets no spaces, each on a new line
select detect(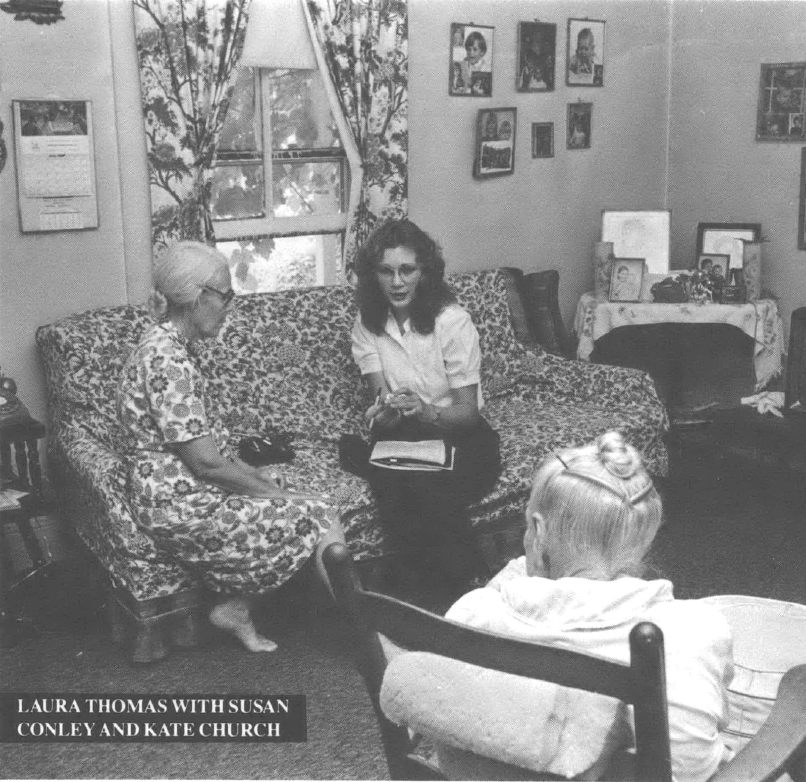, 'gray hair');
527,431,662,579
149,241,228,321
